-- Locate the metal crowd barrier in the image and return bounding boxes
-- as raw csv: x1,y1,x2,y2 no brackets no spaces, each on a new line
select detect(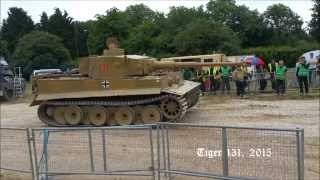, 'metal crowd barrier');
0,123,305,180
